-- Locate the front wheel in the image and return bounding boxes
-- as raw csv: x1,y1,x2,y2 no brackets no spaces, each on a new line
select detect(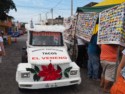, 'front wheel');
18,87,26,92
67,43,78,62
21,48,27,63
